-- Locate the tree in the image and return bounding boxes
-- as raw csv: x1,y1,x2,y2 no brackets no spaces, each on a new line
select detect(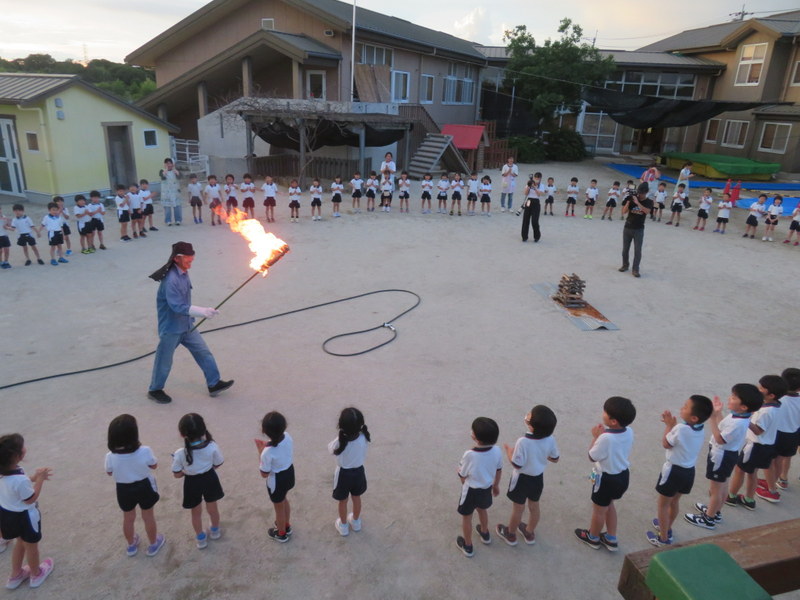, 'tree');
504,18,615,125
